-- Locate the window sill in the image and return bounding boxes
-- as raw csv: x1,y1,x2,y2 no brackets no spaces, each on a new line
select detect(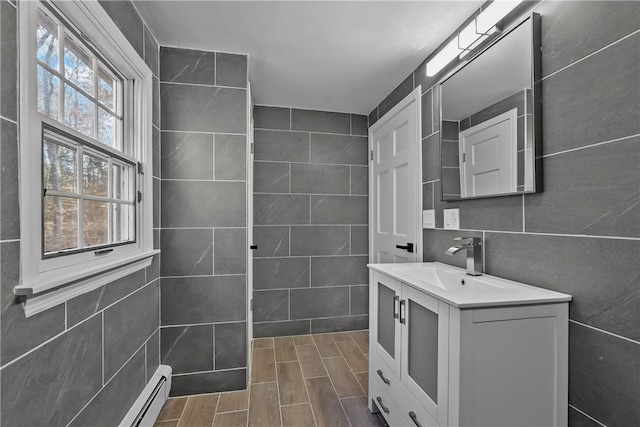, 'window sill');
15,249,159,317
